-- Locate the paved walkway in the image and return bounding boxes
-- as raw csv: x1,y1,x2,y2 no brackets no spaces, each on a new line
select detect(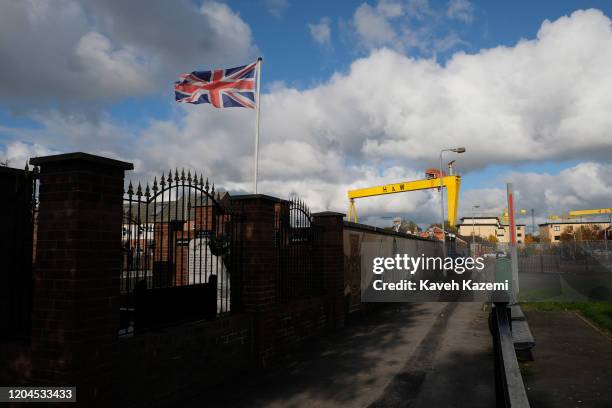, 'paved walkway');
522,310,612,408
207,302,494,408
